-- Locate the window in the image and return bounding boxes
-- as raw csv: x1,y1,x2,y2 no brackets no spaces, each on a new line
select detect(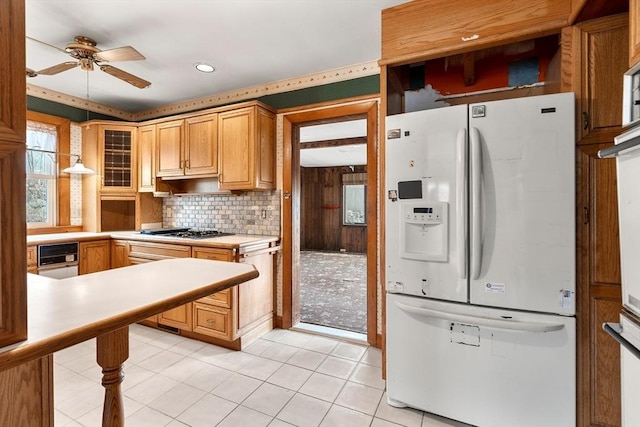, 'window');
26,121,58,227
343,183,366,225
25,111,72,230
